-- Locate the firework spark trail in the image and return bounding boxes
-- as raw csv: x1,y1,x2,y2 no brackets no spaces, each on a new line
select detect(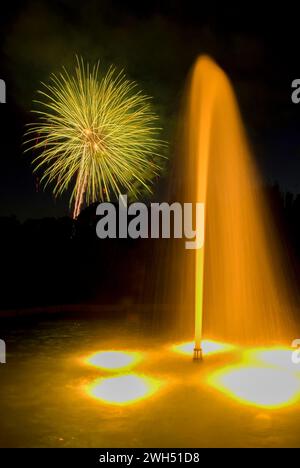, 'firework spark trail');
73,168,88,219
24,58,164,218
